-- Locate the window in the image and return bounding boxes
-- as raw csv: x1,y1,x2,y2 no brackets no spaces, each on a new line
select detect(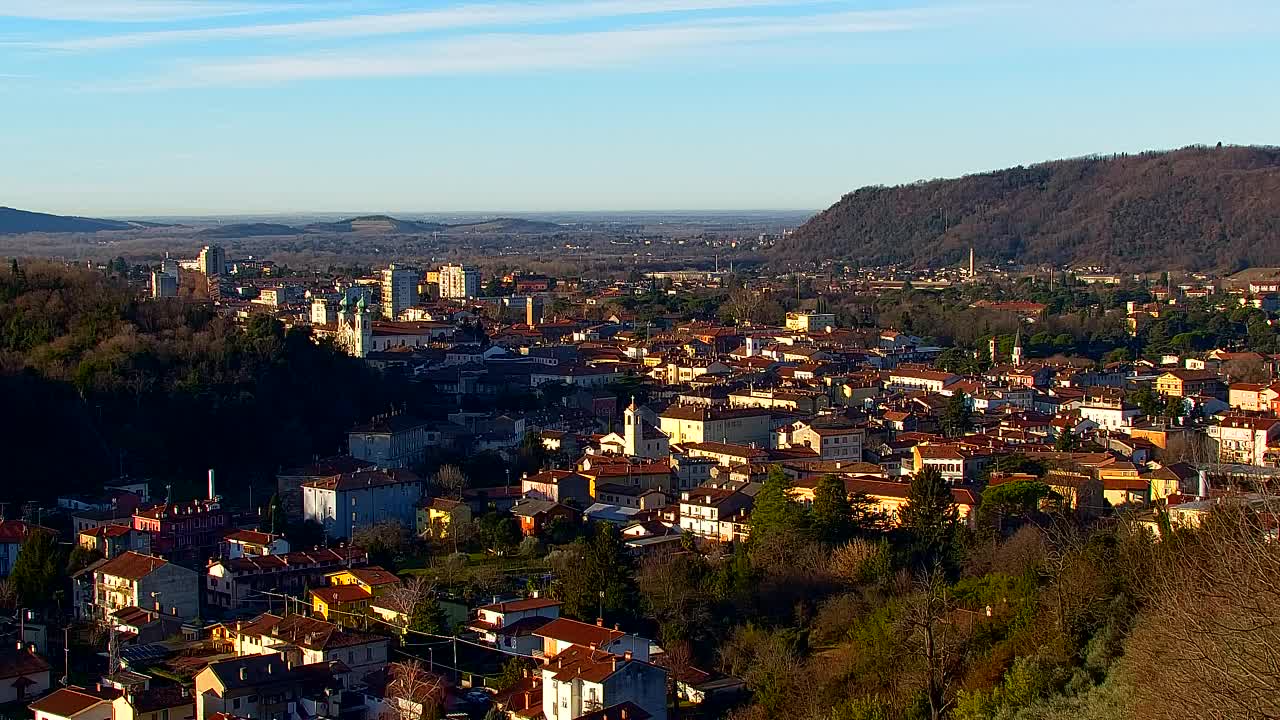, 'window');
232,699,241,710
247,696,258,704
